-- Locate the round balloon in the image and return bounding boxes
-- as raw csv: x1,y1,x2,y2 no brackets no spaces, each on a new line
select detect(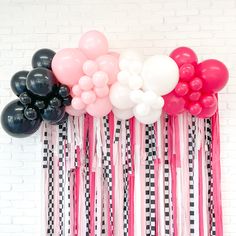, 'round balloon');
134,108,162,124
32,48,55,69
65,105,85,116
197,59,229,93
197,103,218,118
52,48,87,86
112,108,133,120
142,55,179,96
170,47,198,67
10,71,29,96
41,105,65,123
26,68,57,96
1,100,42,138
79,30,109,59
